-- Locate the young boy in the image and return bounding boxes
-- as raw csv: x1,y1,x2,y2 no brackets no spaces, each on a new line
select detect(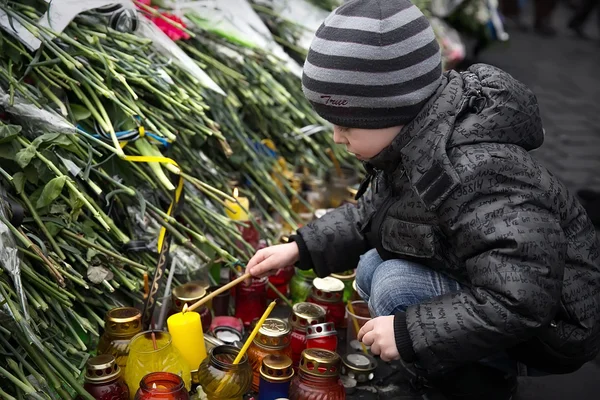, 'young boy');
246,1,600,398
